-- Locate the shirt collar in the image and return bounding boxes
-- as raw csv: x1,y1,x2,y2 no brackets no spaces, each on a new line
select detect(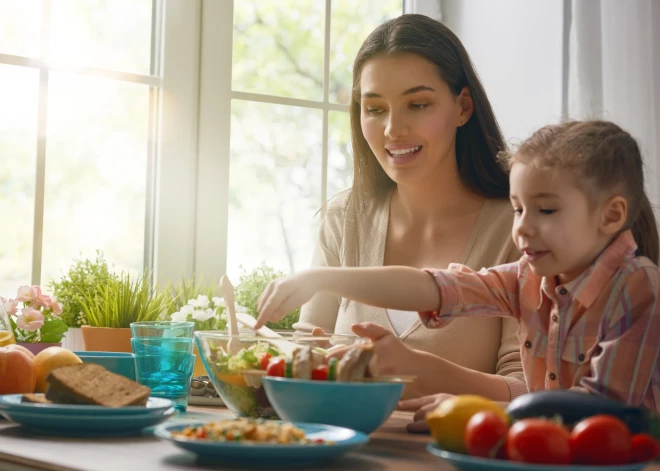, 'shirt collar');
535,230,638,309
